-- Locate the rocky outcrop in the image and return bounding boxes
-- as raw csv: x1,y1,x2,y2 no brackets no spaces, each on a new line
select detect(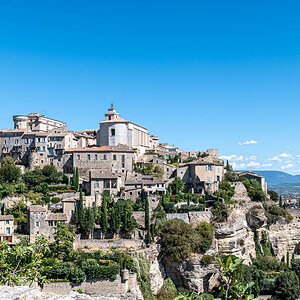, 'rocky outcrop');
163,255,219,293
215,203,267,263
230,182,251,203
267,220,300,260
